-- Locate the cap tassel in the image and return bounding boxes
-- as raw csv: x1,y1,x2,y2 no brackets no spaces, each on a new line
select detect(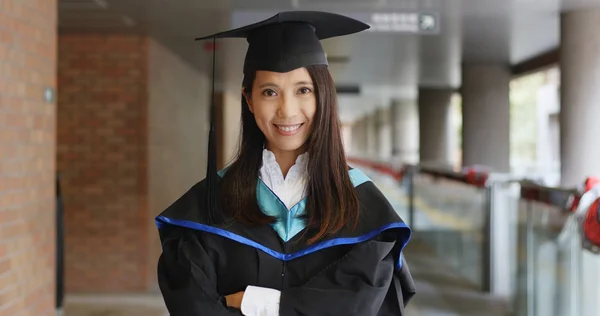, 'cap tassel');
205,36,220,223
